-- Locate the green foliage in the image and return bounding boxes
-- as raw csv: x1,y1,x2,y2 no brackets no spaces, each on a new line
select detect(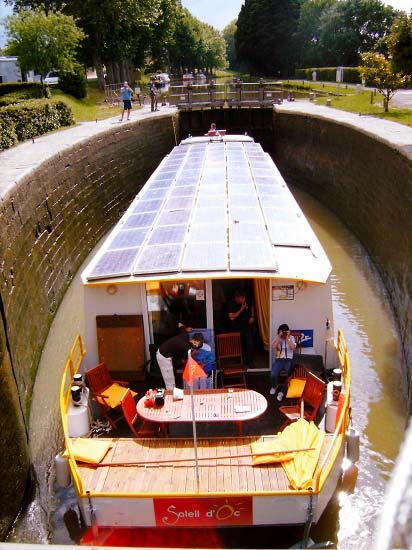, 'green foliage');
295,66,361,83
388,12,412,76
235,0,300,77
359,52,406,111
0,99,74,150
59,65,87,98
222,20,238,70
294,0,397,68
0,81,48,97
5,8,85,81
0,118,18,151
168,6,227,74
